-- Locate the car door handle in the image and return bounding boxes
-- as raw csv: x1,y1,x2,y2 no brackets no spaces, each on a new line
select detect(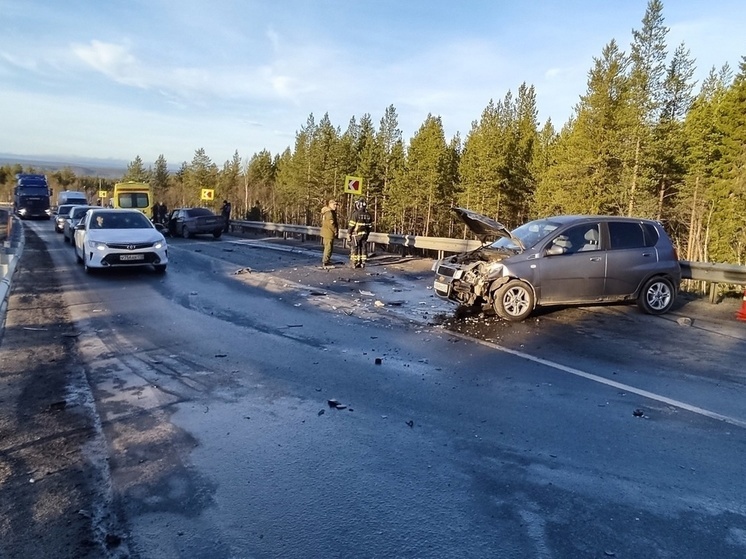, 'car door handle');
642,252,652,257
589,257,602,262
